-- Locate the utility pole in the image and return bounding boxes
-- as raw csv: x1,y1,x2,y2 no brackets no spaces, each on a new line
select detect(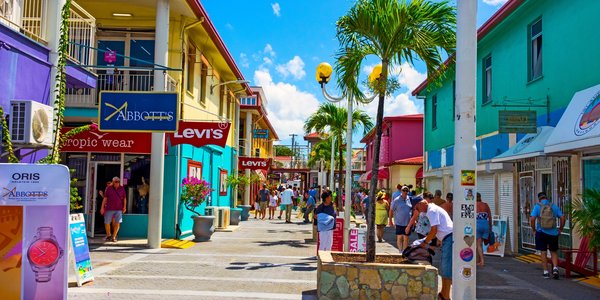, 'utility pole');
289,134,297,169
454,0,478,299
